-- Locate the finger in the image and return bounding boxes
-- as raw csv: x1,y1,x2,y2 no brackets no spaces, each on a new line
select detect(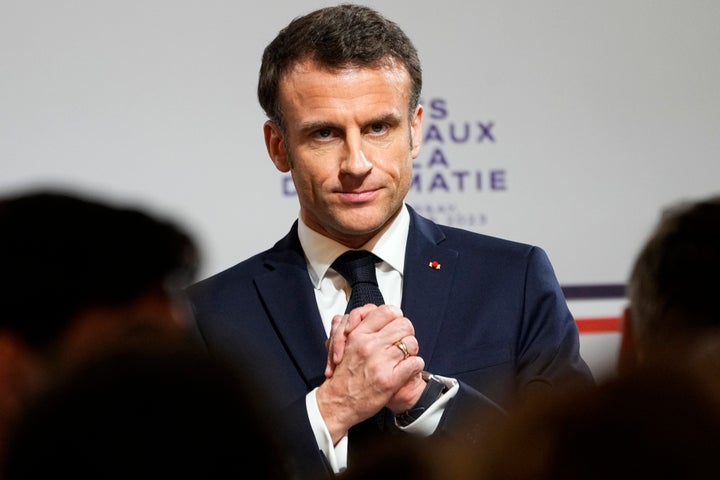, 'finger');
326,314,349,377
327,305,379,377
344,304,375,334
390,336,419,360
391,339,410,360
326,314,344,359
353,304,404,333
396,355,425,379
376,316,416,350
387,358,427,412
331,314,350,364
328,313,347,338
